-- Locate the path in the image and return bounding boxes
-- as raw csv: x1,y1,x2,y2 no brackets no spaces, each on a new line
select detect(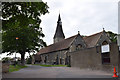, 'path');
3,65,113,78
